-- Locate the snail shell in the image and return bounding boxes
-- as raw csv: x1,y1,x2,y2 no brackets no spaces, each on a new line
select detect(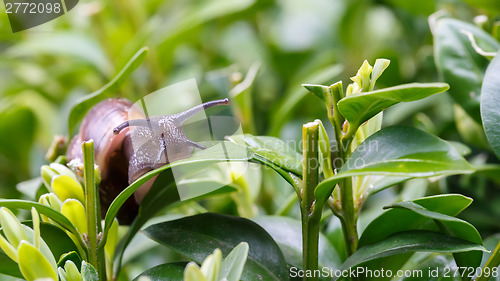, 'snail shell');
67,98,229,224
